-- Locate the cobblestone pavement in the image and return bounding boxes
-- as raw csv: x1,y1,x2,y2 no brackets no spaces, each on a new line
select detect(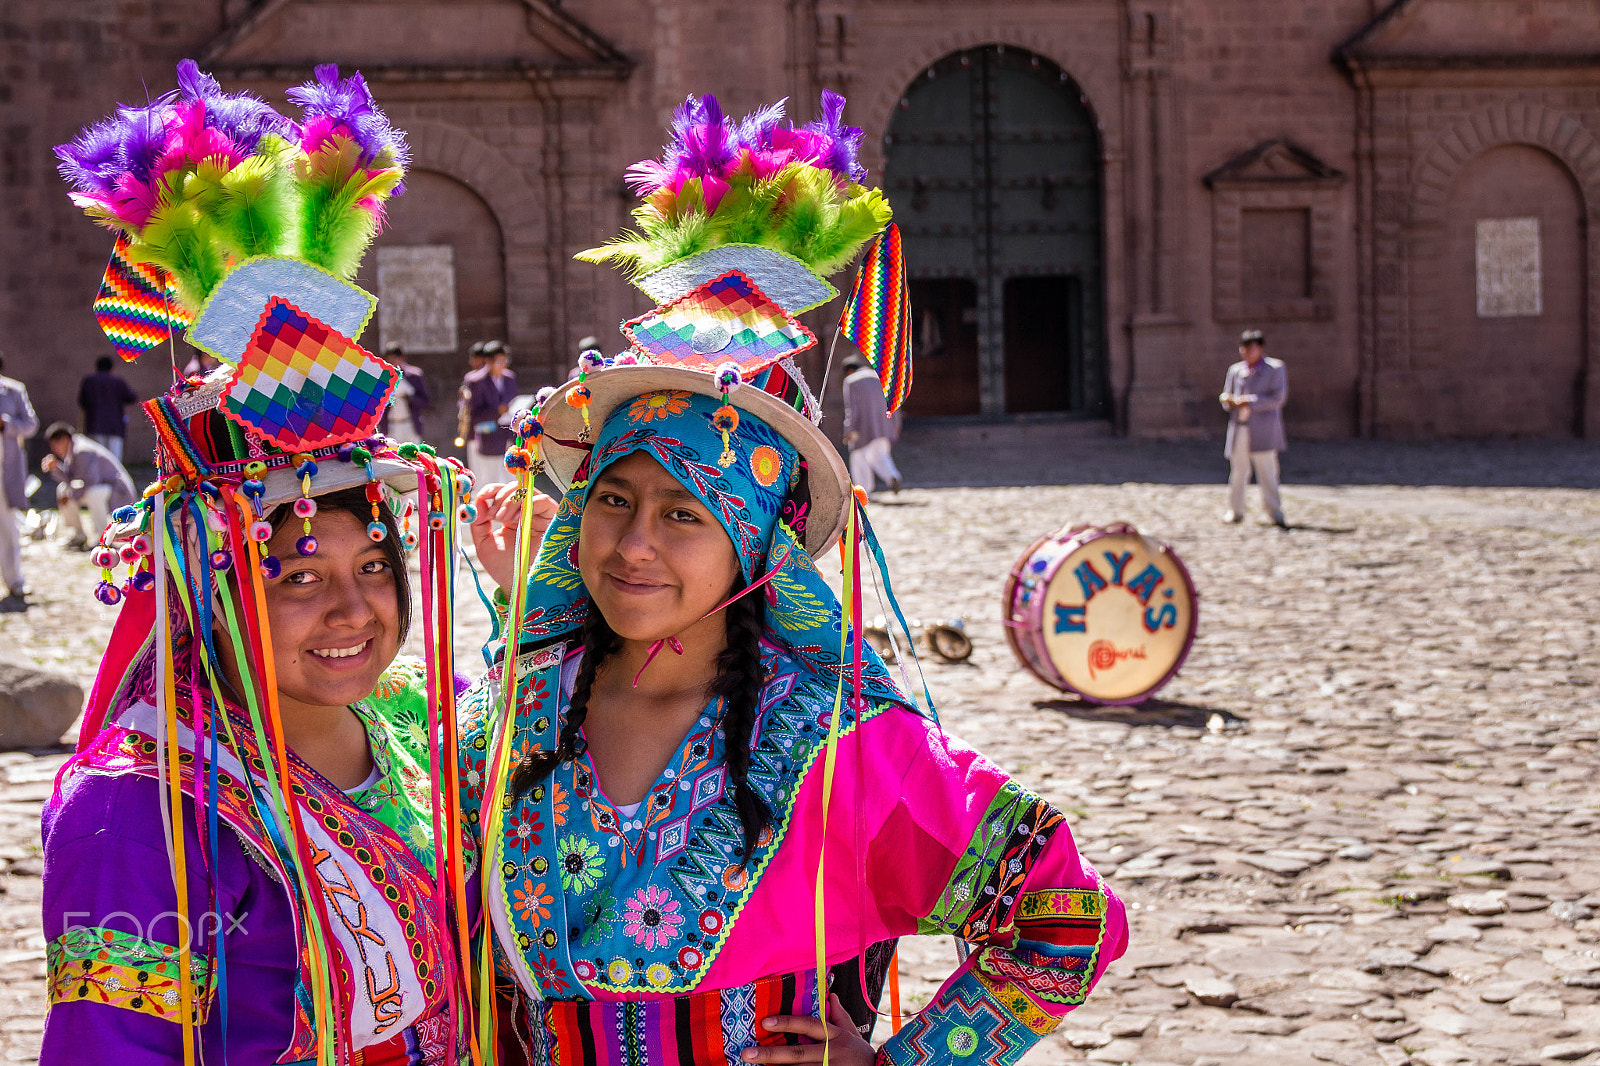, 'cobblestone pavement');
1,440,1598,1064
